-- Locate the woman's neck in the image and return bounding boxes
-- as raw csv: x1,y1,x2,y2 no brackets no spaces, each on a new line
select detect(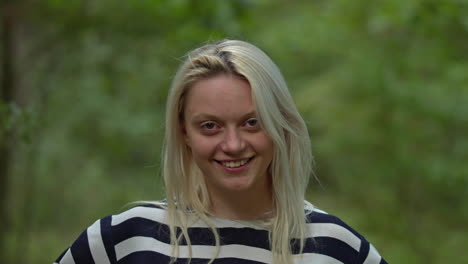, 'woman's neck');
207,185,274,220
